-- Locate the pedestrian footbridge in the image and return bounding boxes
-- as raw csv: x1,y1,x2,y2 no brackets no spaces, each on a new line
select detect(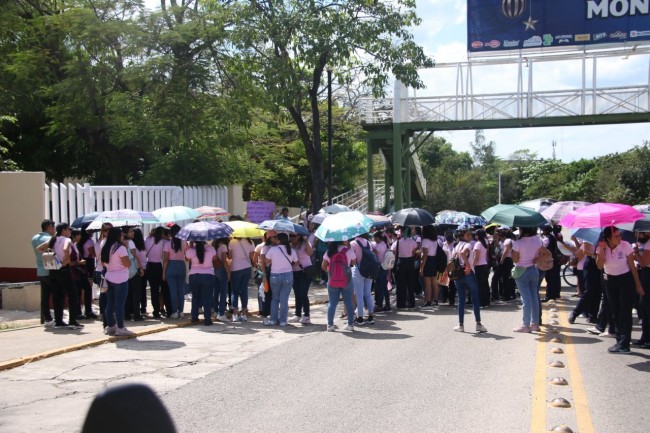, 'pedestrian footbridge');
360,45,650,211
